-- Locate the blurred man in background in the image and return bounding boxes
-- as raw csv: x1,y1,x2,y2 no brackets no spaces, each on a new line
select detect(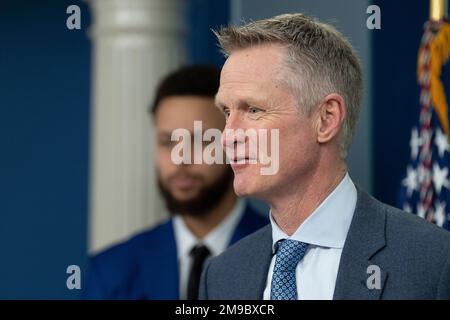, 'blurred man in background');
84,65,268,300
